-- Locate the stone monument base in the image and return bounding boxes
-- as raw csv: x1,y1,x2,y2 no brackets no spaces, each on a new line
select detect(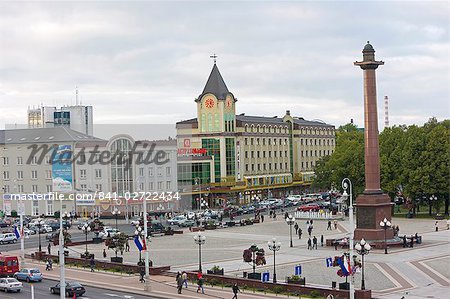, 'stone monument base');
354,192,394,241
